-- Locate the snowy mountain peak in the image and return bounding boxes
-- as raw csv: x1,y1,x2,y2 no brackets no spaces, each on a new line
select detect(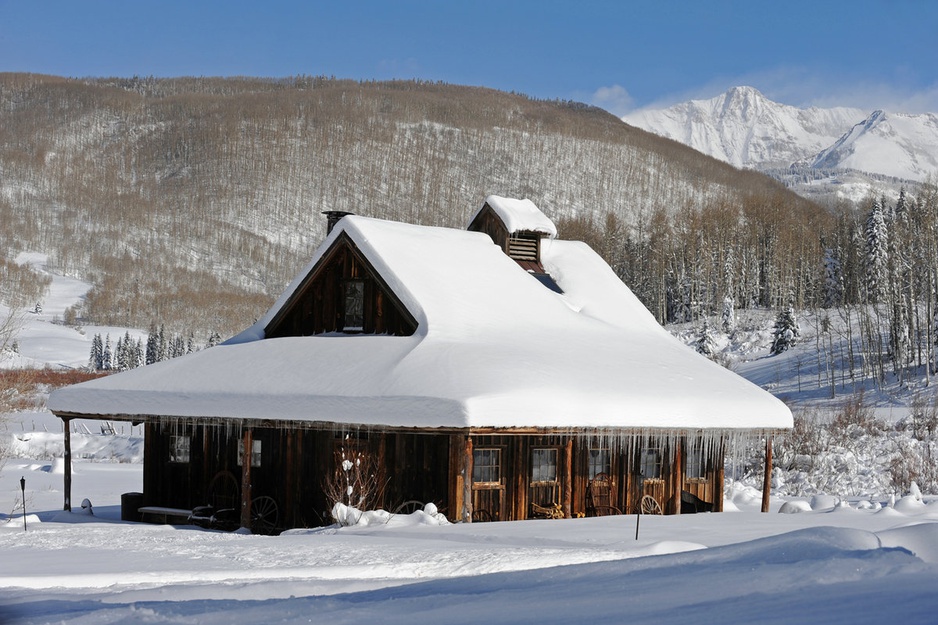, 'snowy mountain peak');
624,86,866,170
624,87,938,197
810,109,938,181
